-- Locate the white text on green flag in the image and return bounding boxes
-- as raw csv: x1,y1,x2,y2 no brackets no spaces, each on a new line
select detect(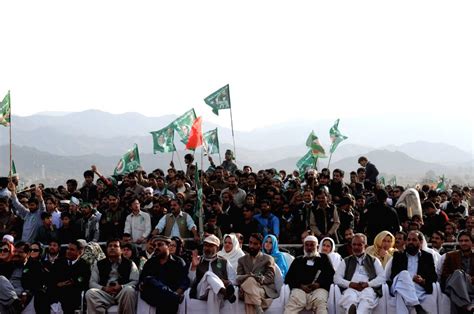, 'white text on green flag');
204,85,231,116
114,144,141,176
